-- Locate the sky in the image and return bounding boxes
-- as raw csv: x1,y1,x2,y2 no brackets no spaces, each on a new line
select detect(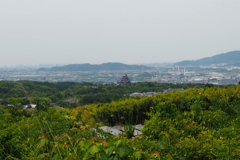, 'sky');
0,0,240,66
